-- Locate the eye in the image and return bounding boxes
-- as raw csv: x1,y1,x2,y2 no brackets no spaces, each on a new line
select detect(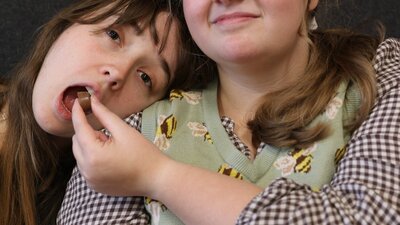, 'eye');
138,71,152,87
106,29,120,42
